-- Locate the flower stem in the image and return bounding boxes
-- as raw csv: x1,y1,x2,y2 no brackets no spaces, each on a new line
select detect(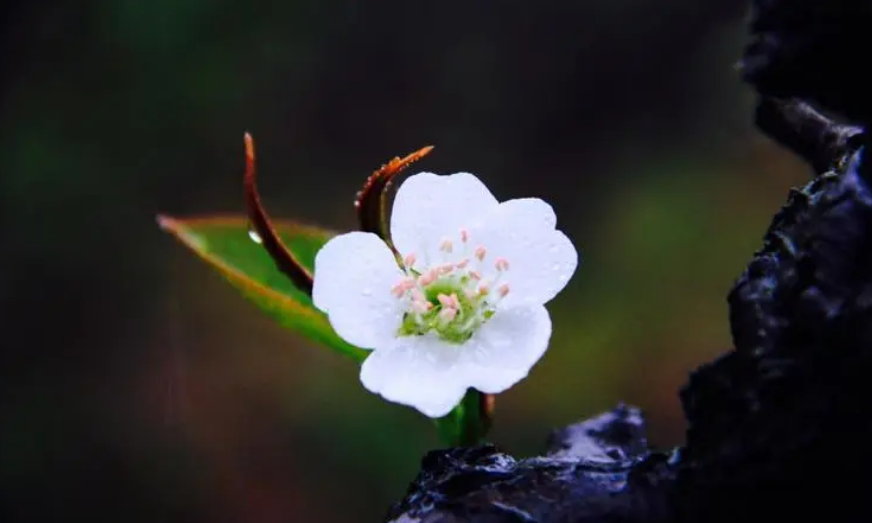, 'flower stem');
434,390,493,447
